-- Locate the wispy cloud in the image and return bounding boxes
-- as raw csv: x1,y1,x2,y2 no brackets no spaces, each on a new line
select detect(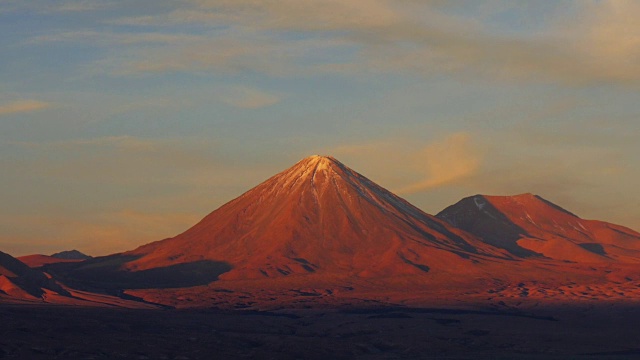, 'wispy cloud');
28,31,203,46
0,0,111,14
0,100,50,116
395,133,483,195
96,0,640,87
222,86,280,109
54,1,107,12
324,133,484,195
11,135,157,151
